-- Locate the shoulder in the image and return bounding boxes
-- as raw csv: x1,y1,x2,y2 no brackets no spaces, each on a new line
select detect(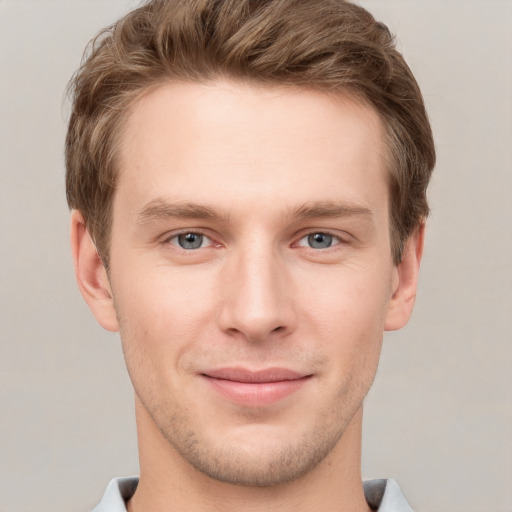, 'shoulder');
91,477,139,512
363,479,414,512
